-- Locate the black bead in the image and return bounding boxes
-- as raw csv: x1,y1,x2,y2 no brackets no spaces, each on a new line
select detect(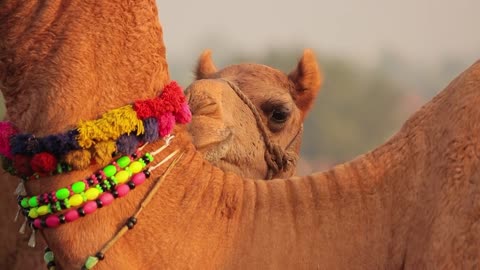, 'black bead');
51,205,58,213
44,246,51,252
100,182,108,191
40,219,47,228
96,173,103,180
38,196,45,205
17,195,24,202
95,199,103,208
108,179,116,190
96,252,105,260
87,178,95,186
77,207,86,217
126,221,135,229
127,181,136,190
47,261,56,267
126,216,137,229
132,153,138,159
61,163,68,170
142,157,151,164
81,266,87,270
59,200,67,209
47,193,54,203
129,217,137,225
22,209,29,216
112,190,119,198
143,170,151,178
59,214,66,224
